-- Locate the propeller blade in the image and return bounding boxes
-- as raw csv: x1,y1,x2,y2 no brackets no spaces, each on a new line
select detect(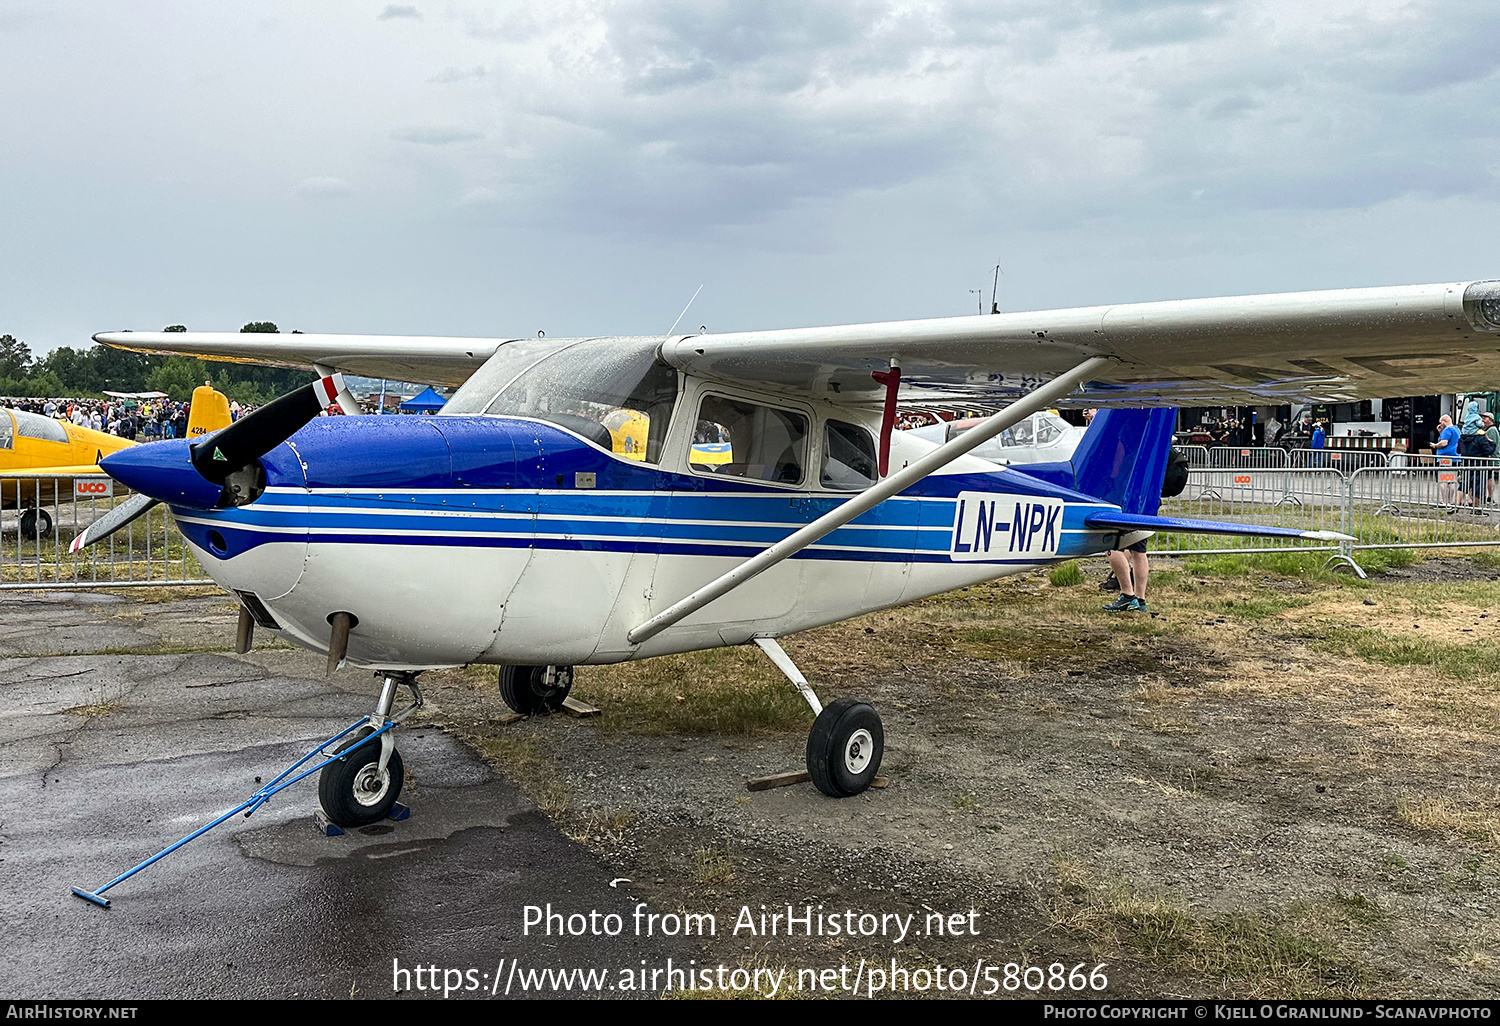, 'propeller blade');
190,373,346,484
69,493,161,553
